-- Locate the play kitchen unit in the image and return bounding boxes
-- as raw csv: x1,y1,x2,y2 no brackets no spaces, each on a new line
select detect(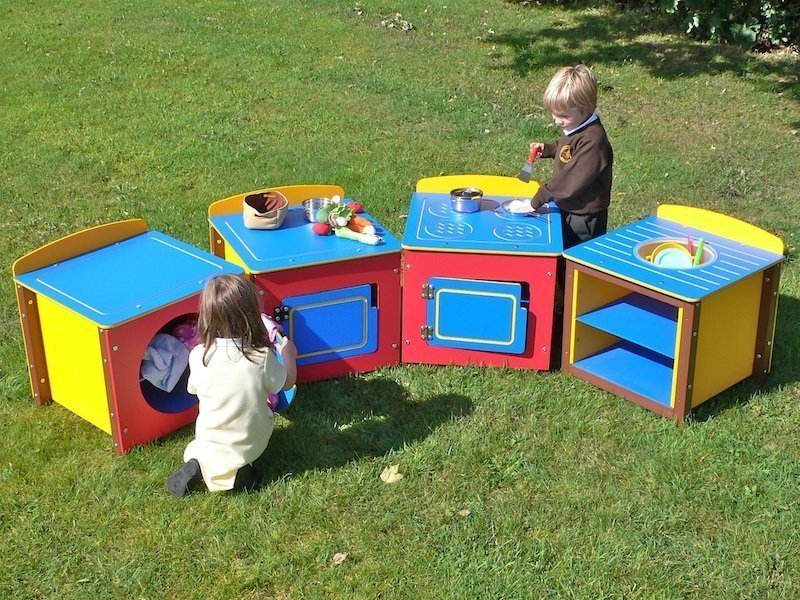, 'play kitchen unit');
12,220,243,454
561,204,784,422
401,176,563,370
208,184,403,383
